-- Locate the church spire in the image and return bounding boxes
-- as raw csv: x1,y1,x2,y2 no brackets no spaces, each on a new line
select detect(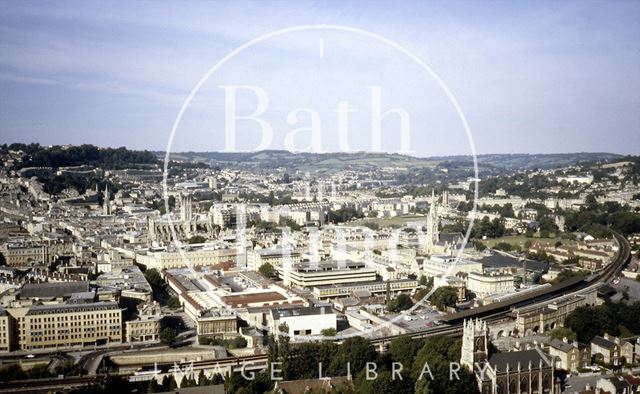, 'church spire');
103,183,111,215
